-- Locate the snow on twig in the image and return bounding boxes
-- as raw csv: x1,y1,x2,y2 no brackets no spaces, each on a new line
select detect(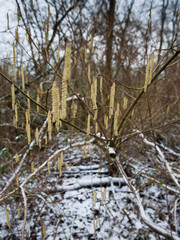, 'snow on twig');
130,163,180,195
134,130,180,190
114,157,180,240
